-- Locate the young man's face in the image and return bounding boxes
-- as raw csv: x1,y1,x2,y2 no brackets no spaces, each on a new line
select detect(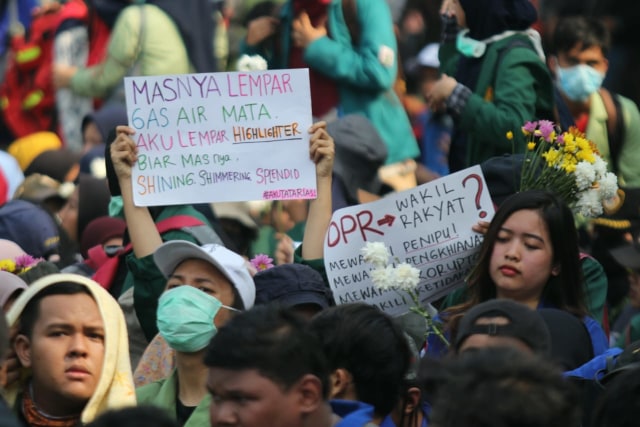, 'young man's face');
15,293,105,416
556,43,608,75
207,368,303,427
